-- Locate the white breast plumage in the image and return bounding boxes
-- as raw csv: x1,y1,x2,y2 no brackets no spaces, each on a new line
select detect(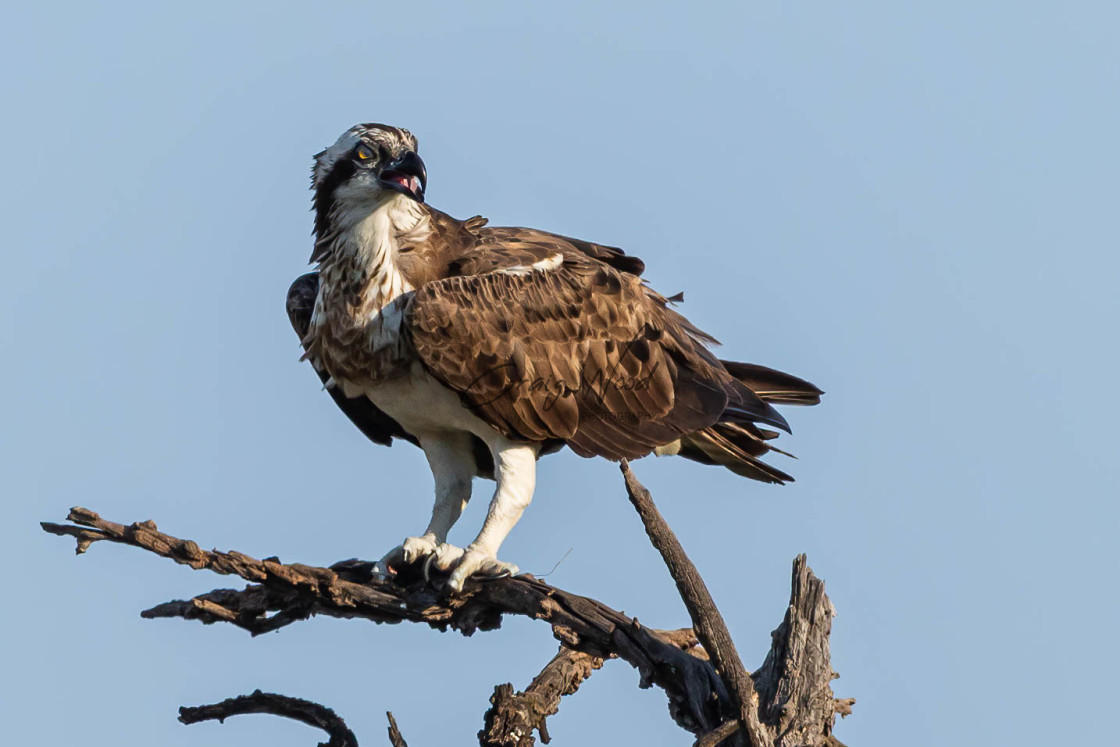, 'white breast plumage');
305,194,426,395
